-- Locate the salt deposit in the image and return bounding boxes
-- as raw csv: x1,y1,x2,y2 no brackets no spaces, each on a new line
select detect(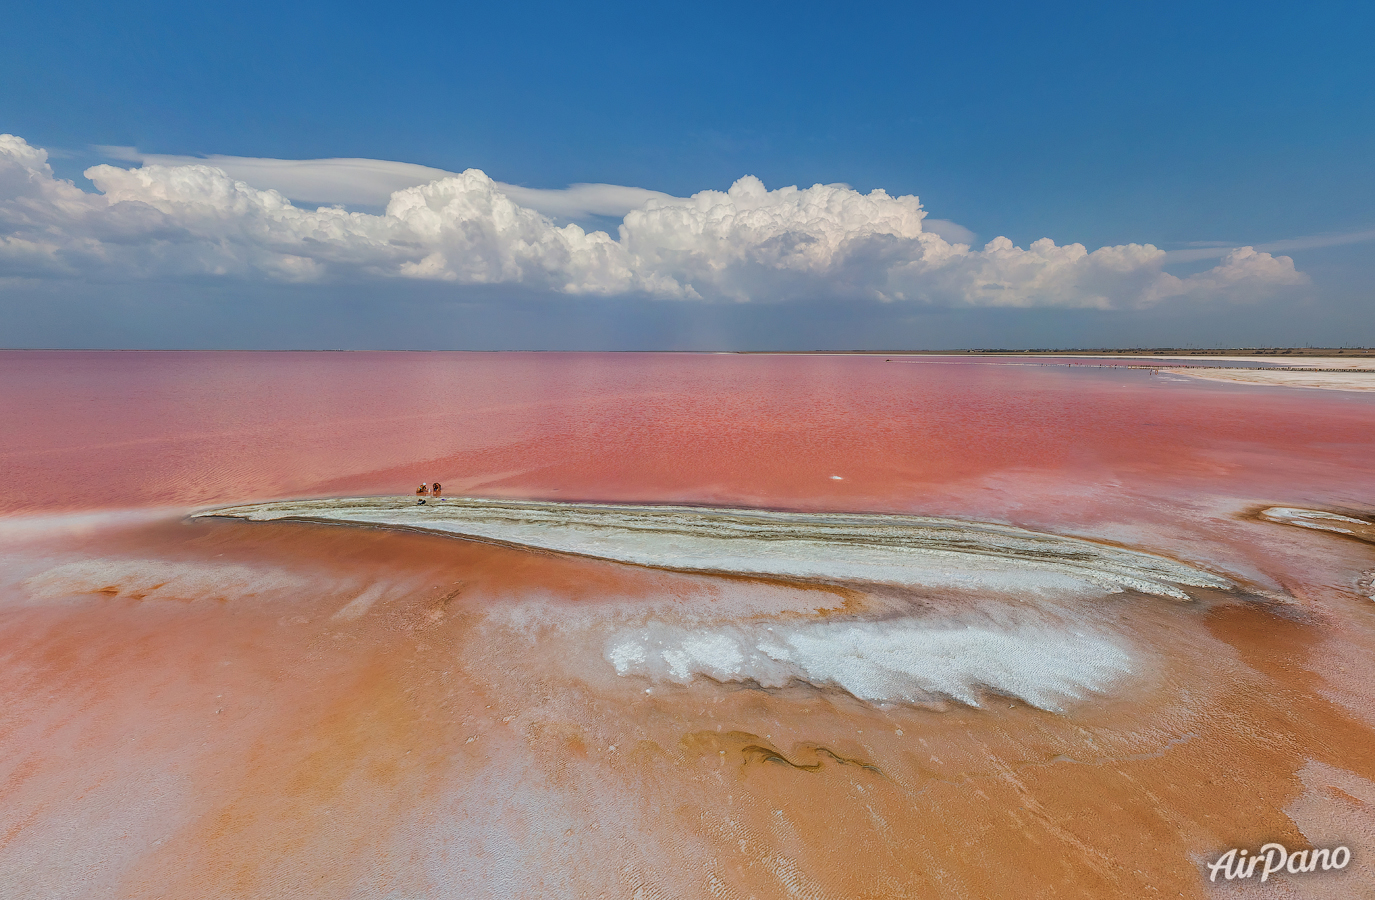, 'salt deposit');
1259,507,1375,542
196,496,1236,601
605,617,1133,711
